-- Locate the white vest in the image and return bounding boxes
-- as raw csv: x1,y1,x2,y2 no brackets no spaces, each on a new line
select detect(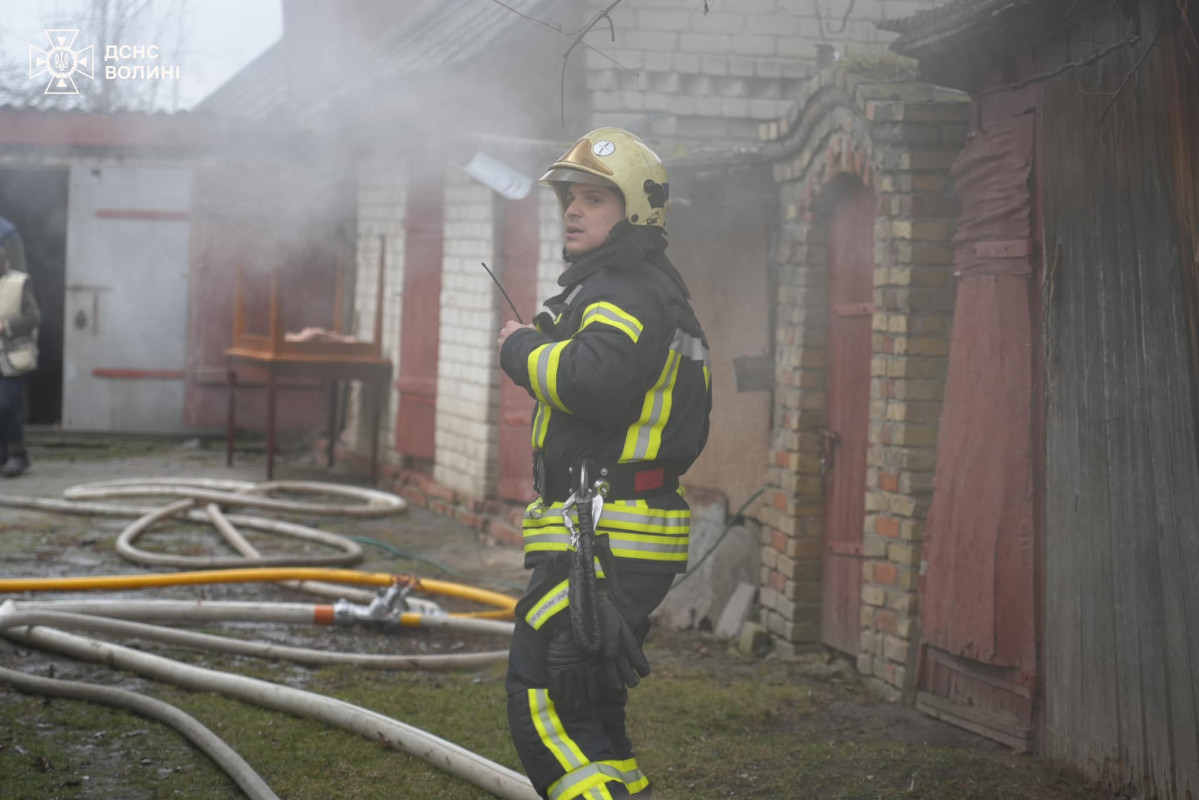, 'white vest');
0,272,37,376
